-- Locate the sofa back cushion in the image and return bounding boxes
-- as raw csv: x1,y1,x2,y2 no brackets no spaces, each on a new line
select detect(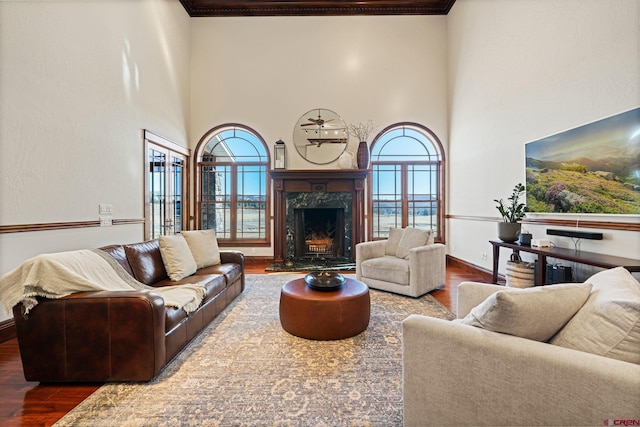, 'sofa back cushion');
550,267,640,365
99,244,135,277
158,234,198,281
124,240,169,285
459,282,593,342
181,230,221,269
